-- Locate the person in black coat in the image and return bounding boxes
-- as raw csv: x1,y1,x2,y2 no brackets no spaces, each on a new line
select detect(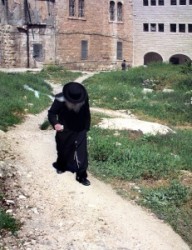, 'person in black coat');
48,82,91,186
